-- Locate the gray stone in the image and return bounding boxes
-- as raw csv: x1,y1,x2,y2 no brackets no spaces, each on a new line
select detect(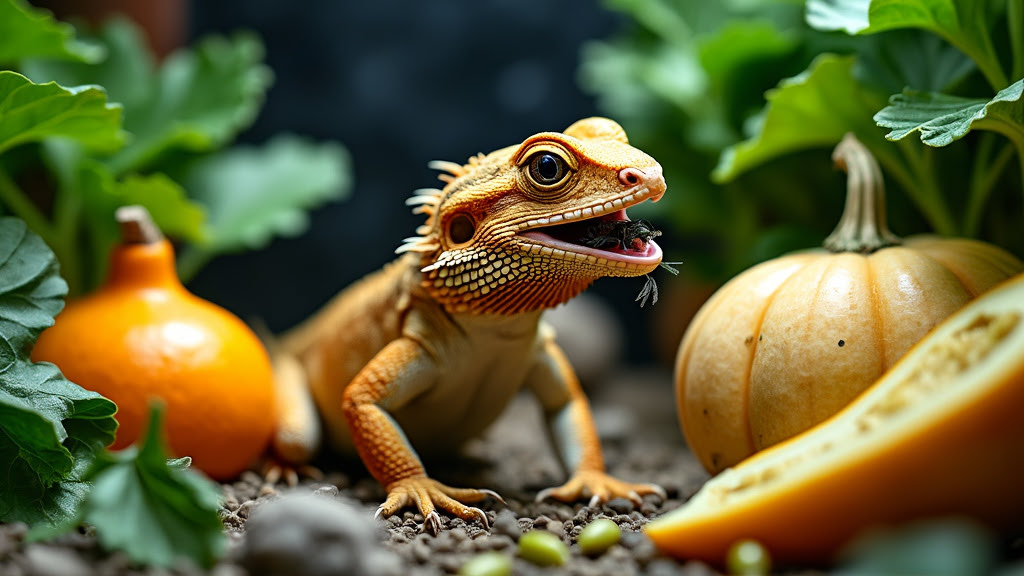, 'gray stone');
24,545,91,576
239,494,400,576
605,497,635,514
490,509,522,541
